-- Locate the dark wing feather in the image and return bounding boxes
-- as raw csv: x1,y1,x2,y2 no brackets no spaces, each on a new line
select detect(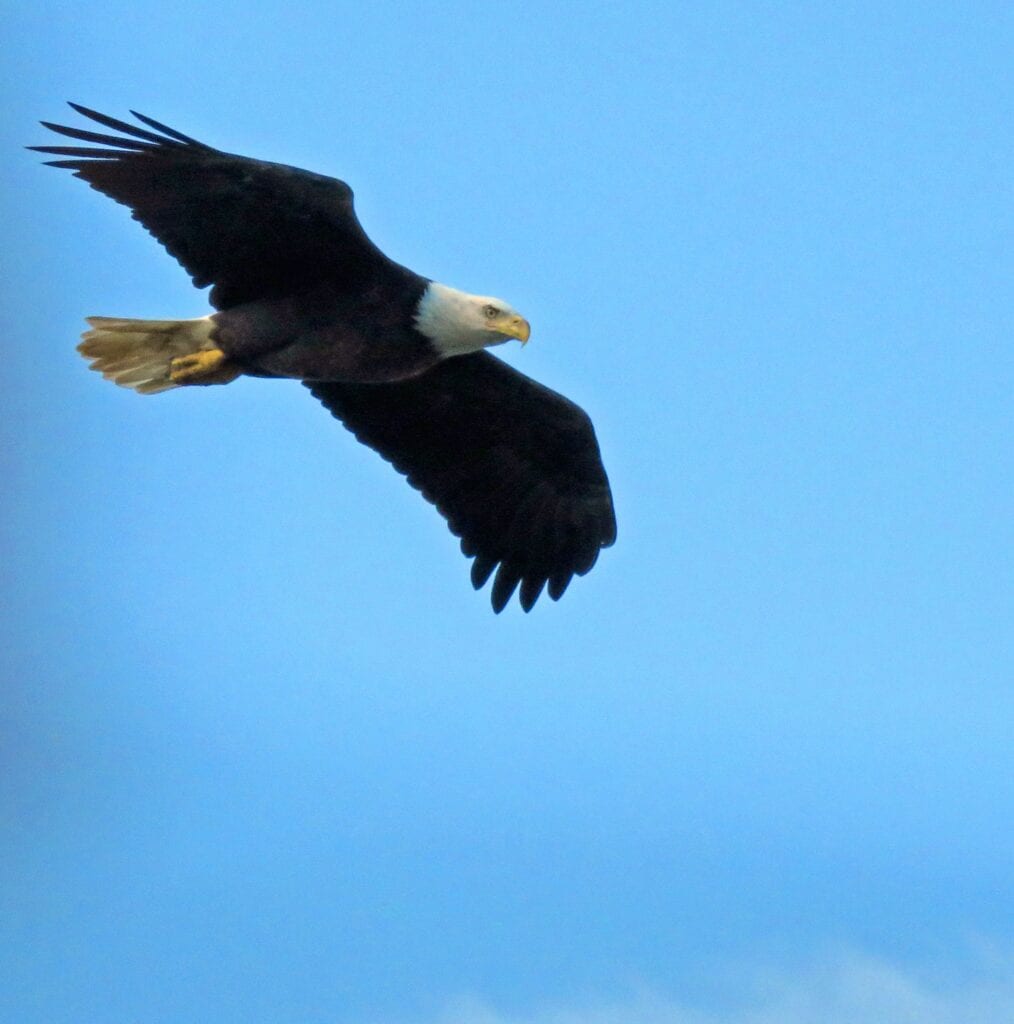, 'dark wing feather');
308,353,616,613
29,103,396,309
